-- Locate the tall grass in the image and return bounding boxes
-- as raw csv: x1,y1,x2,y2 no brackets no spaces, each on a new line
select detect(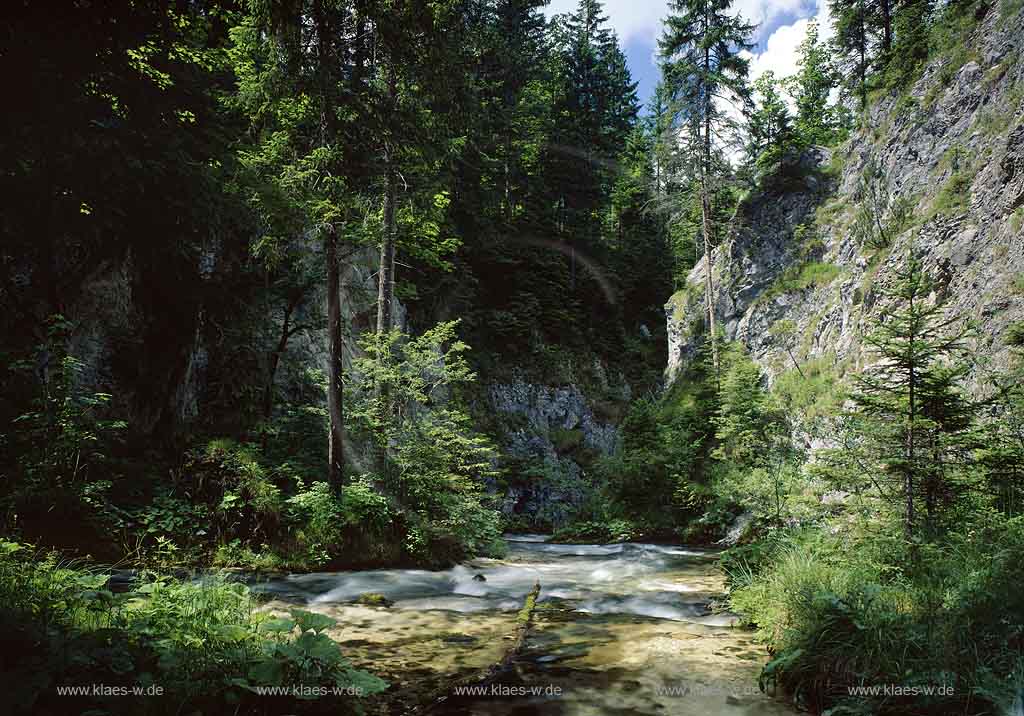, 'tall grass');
726,521,1024,714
